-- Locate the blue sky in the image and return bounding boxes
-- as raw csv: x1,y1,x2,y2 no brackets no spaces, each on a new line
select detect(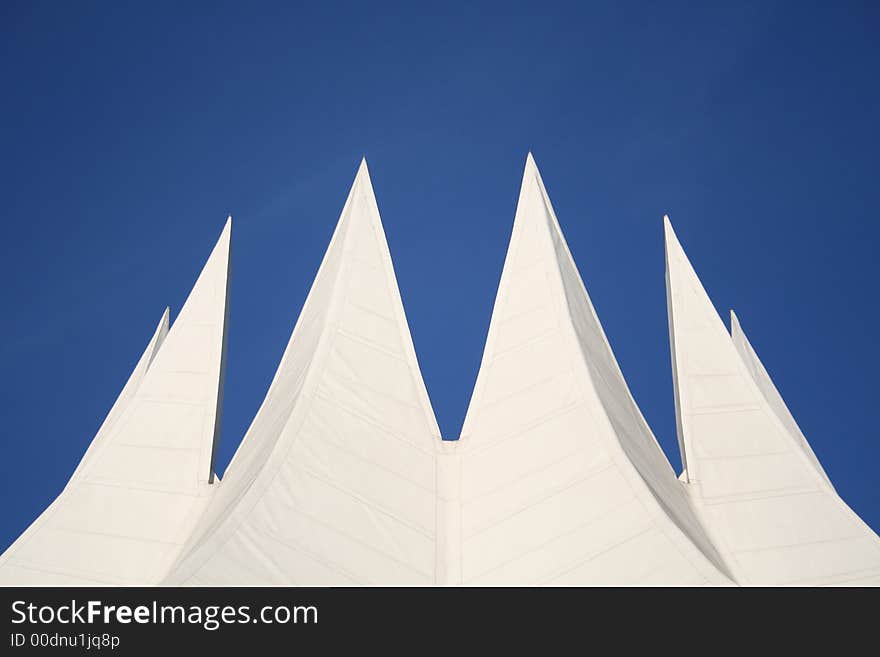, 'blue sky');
1,1,878,551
